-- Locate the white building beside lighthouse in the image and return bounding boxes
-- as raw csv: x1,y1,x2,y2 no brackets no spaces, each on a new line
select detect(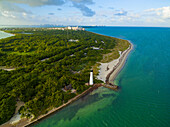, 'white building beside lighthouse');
89,70,93,85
